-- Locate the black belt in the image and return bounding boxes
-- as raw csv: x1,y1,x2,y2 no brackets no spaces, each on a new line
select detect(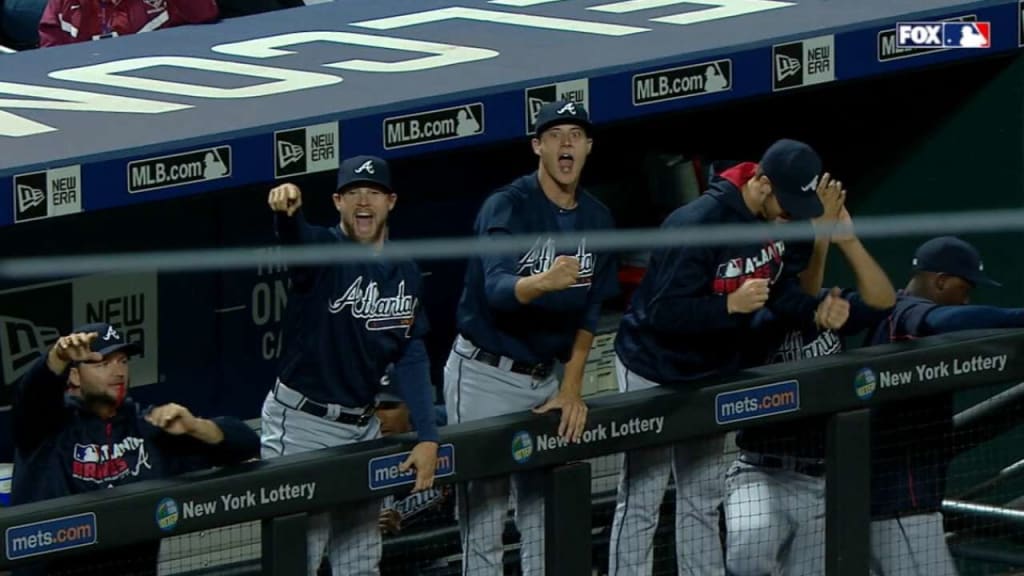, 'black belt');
470,348,553,380
274,383,375,426
741,452,826,477
298,401,375,426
